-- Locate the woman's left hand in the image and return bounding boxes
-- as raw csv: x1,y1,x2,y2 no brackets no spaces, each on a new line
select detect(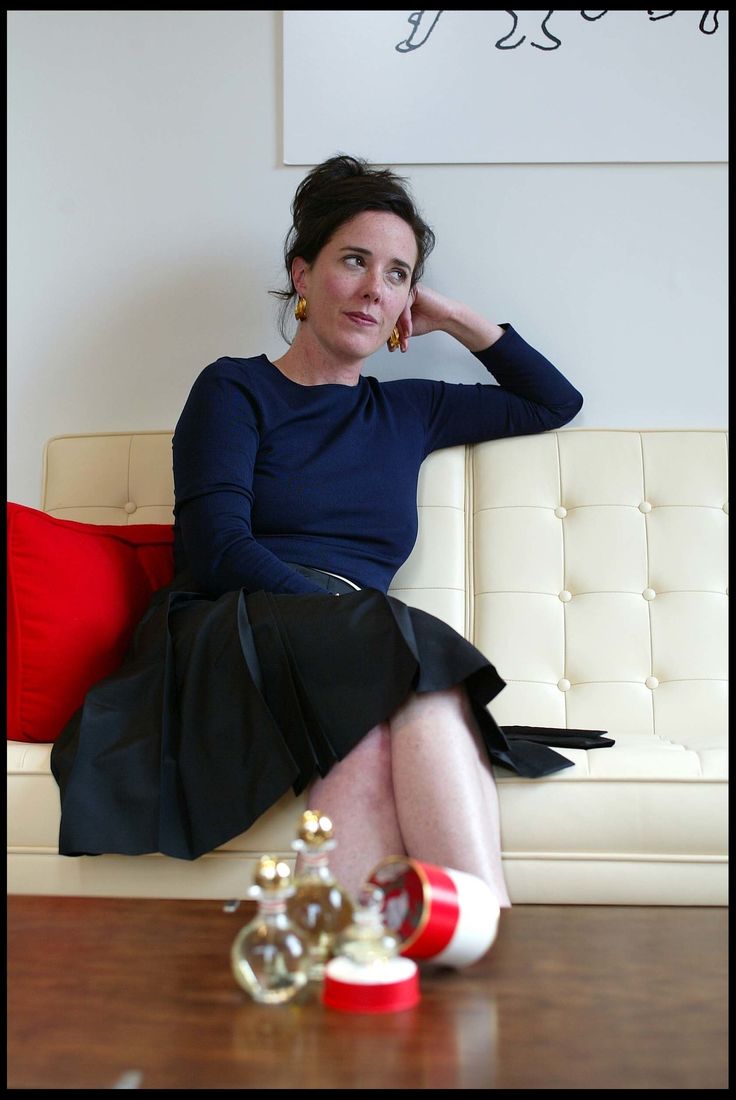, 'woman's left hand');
389,284,505,354
389,285,455,353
